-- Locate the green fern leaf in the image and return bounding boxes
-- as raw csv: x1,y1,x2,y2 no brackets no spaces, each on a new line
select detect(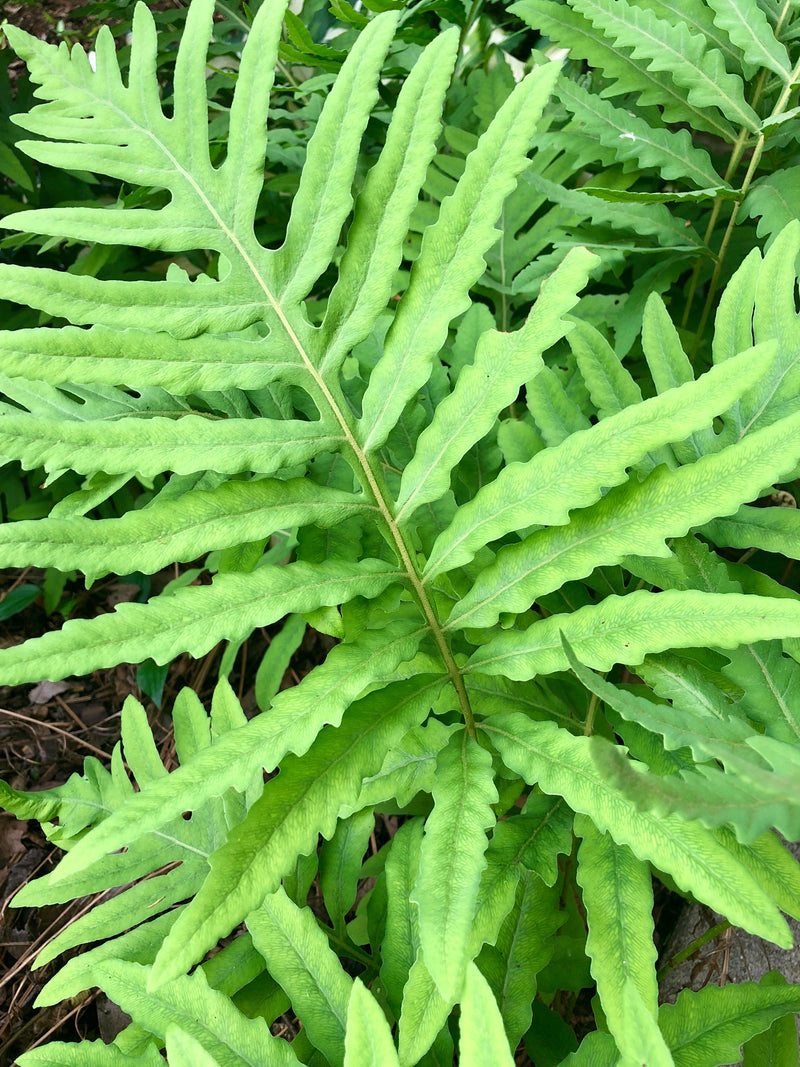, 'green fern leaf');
0,558,401,684
397,952,453,1066
559,1031,619,1066
466,589,800,679
555,76,725,187
448,398,800,629
319,808,376,936
45,627,430,896
511,0,738,140
458,963,515,1067
0,411,344,480
247,889,352,1067
358,58,561,452
526,172,706,248
18,1041,164,1066
424,339,774,580
714,221,800,440
380,818,424,1017
723,640,800,742
34,911,178,1009
11,696,262,981
705,0,792,80
344,980,401,1067
272,13,399,305
659,977,800,1065
320,29,457,370
0,478,374,580
93,960,300,1066
148,676,441,986
352,720,456,813
410,731,498,1002
482,714,791,946
0,325,302,395
617,981,675,1067
742,167,800,245
570,0,760,131
574,816,662,1059
596,730,800,842
166,1028,224,1067
634,0,743,71
395,247,599,524
484,869,562,1047
703,504,800,563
